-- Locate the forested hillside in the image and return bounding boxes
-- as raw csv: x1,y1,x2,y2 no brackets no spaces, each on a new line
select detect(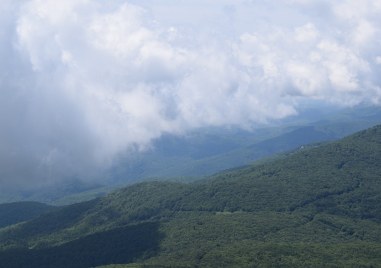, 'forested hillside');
0,125,381,267
0,202,56,228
